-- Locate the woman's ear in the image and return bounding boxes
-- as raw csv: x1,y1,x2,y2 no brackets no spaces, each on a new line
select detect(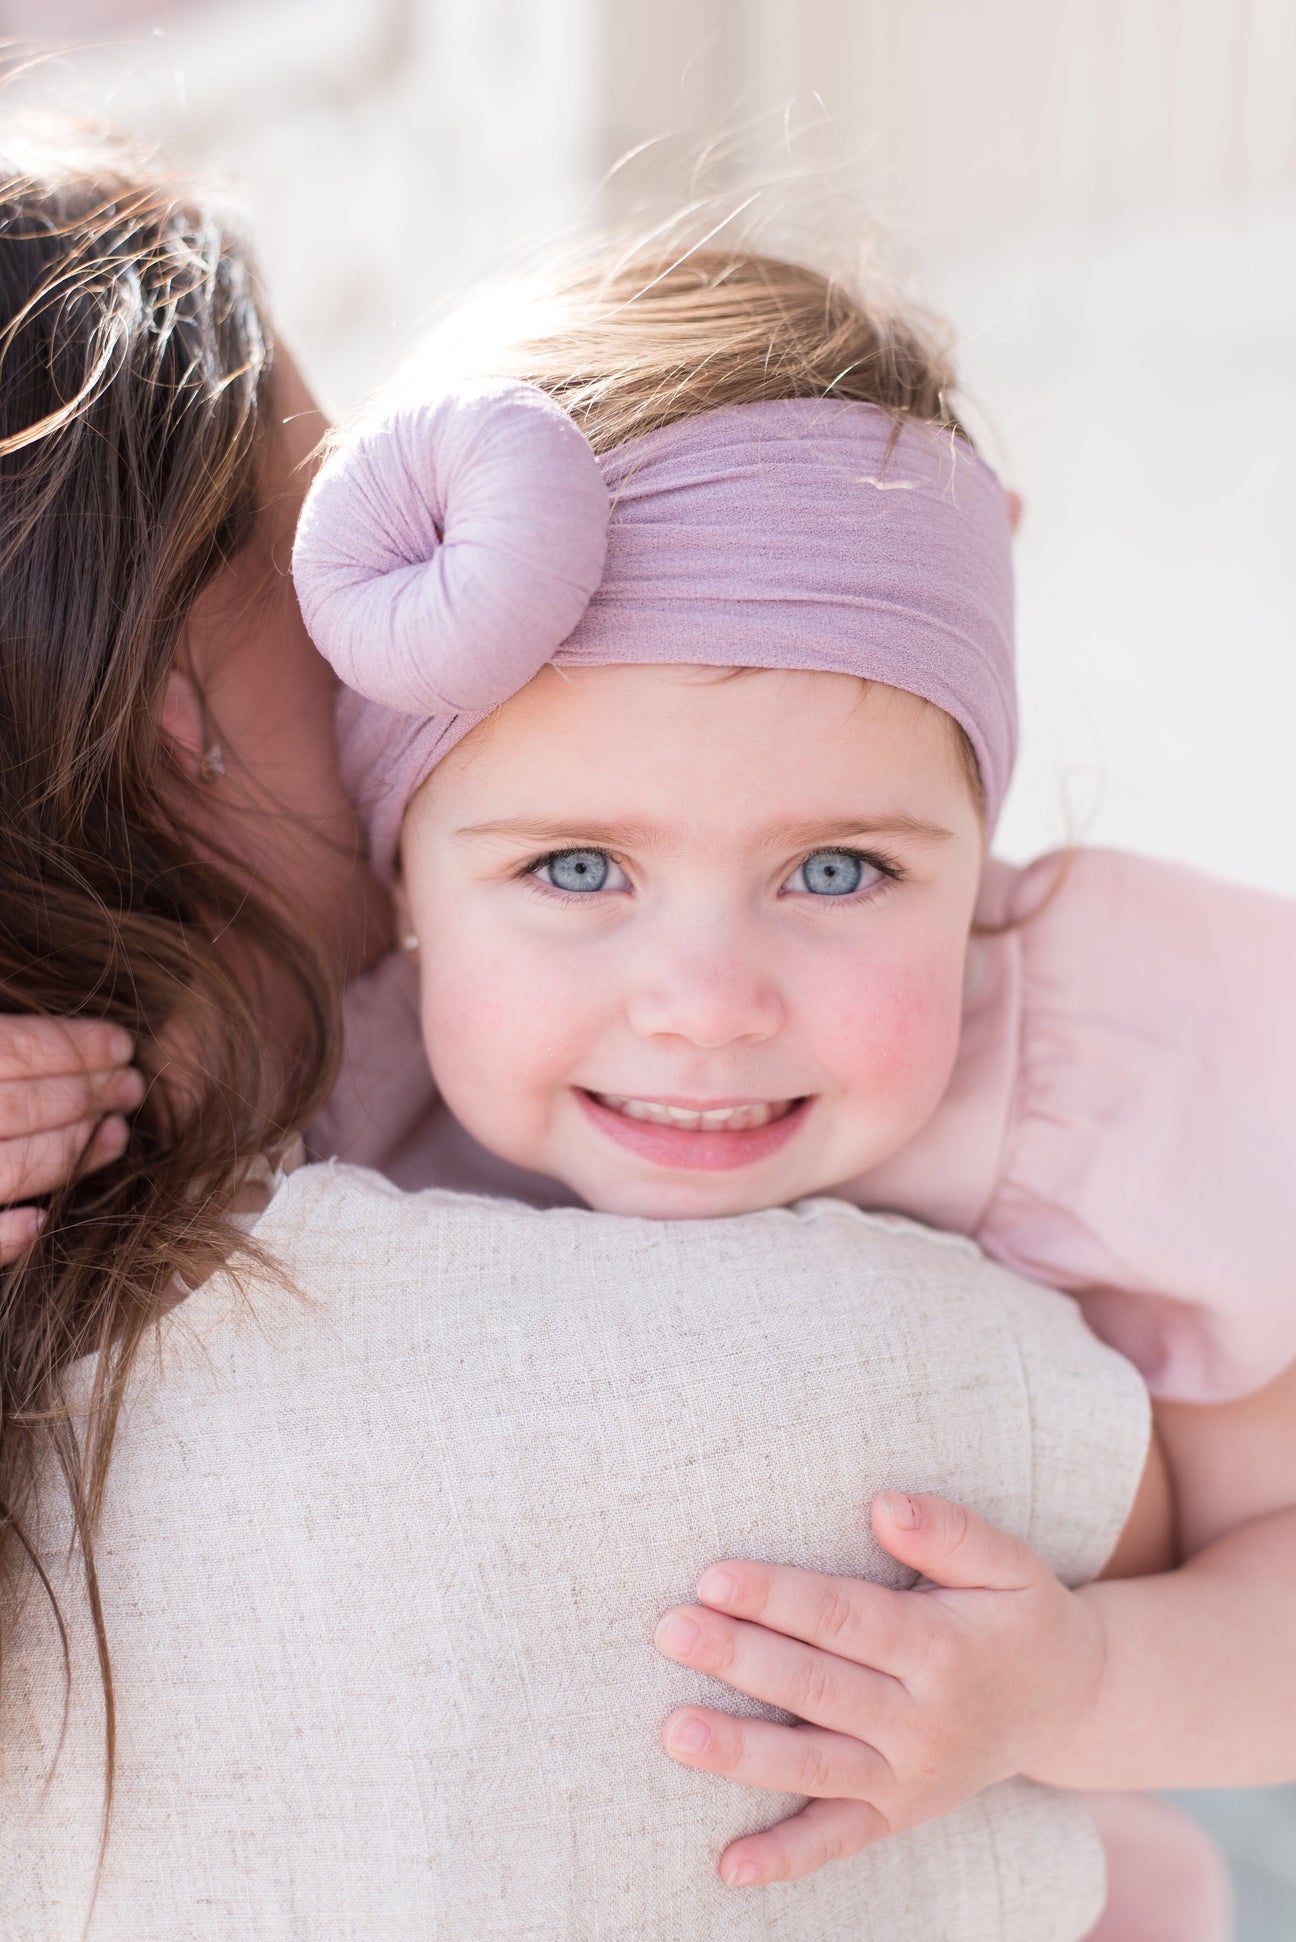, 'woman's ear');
158,668,206,771
1006,490,1024,535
